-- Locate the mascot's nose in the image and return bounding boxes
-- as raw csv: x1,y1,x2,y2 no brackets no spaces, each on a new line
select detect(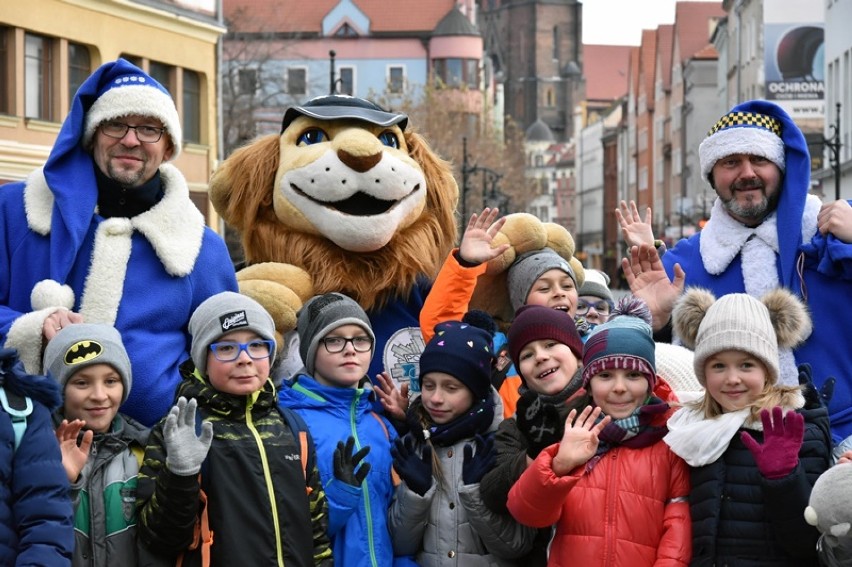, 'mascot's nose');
337,149,381,173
